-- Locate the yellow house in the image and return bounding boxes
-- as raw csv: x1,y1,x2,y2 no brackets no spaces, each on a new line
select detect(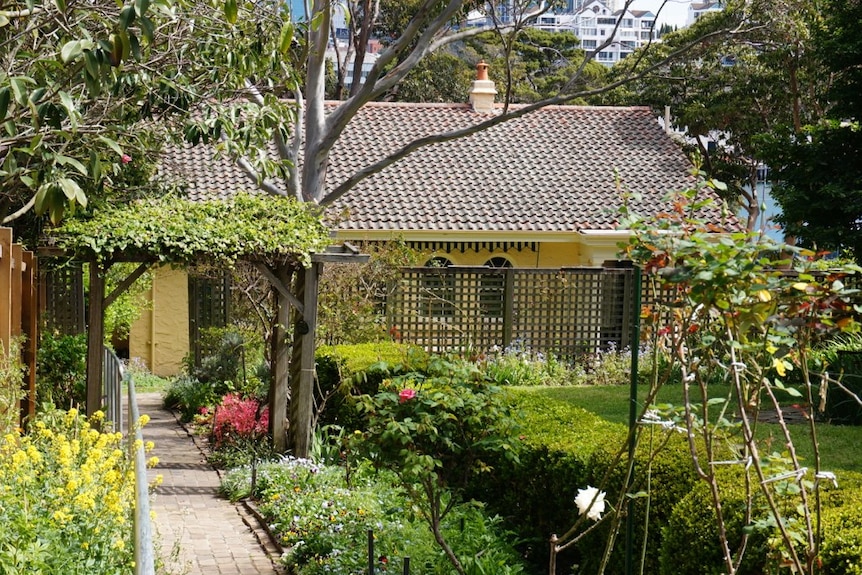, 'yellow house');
132,73,732,374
